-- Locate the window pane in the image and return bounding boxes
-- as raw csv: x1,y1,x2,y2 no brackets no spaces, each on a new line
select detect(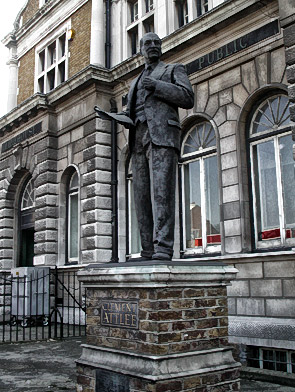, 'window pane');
184,160,202,248
130,180,141,254
291,353,295,373
279,134,295,238
183,122,216,156
38,50,45,73
47,41,56,66
275,351,287,372
263,350,275,370
38,76,44,93
47,69,55,91
253,141,280,240
251,96,291,135
58,33,66,58
204,155,220,245
21,178,35,210
69,193,78,259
